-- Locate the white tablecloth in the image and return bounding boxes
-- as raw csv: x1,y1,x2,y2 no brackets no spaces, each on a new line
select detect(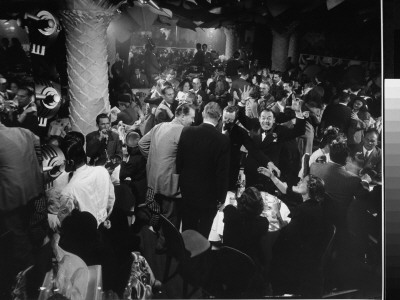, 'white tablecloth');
208,191,291,242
